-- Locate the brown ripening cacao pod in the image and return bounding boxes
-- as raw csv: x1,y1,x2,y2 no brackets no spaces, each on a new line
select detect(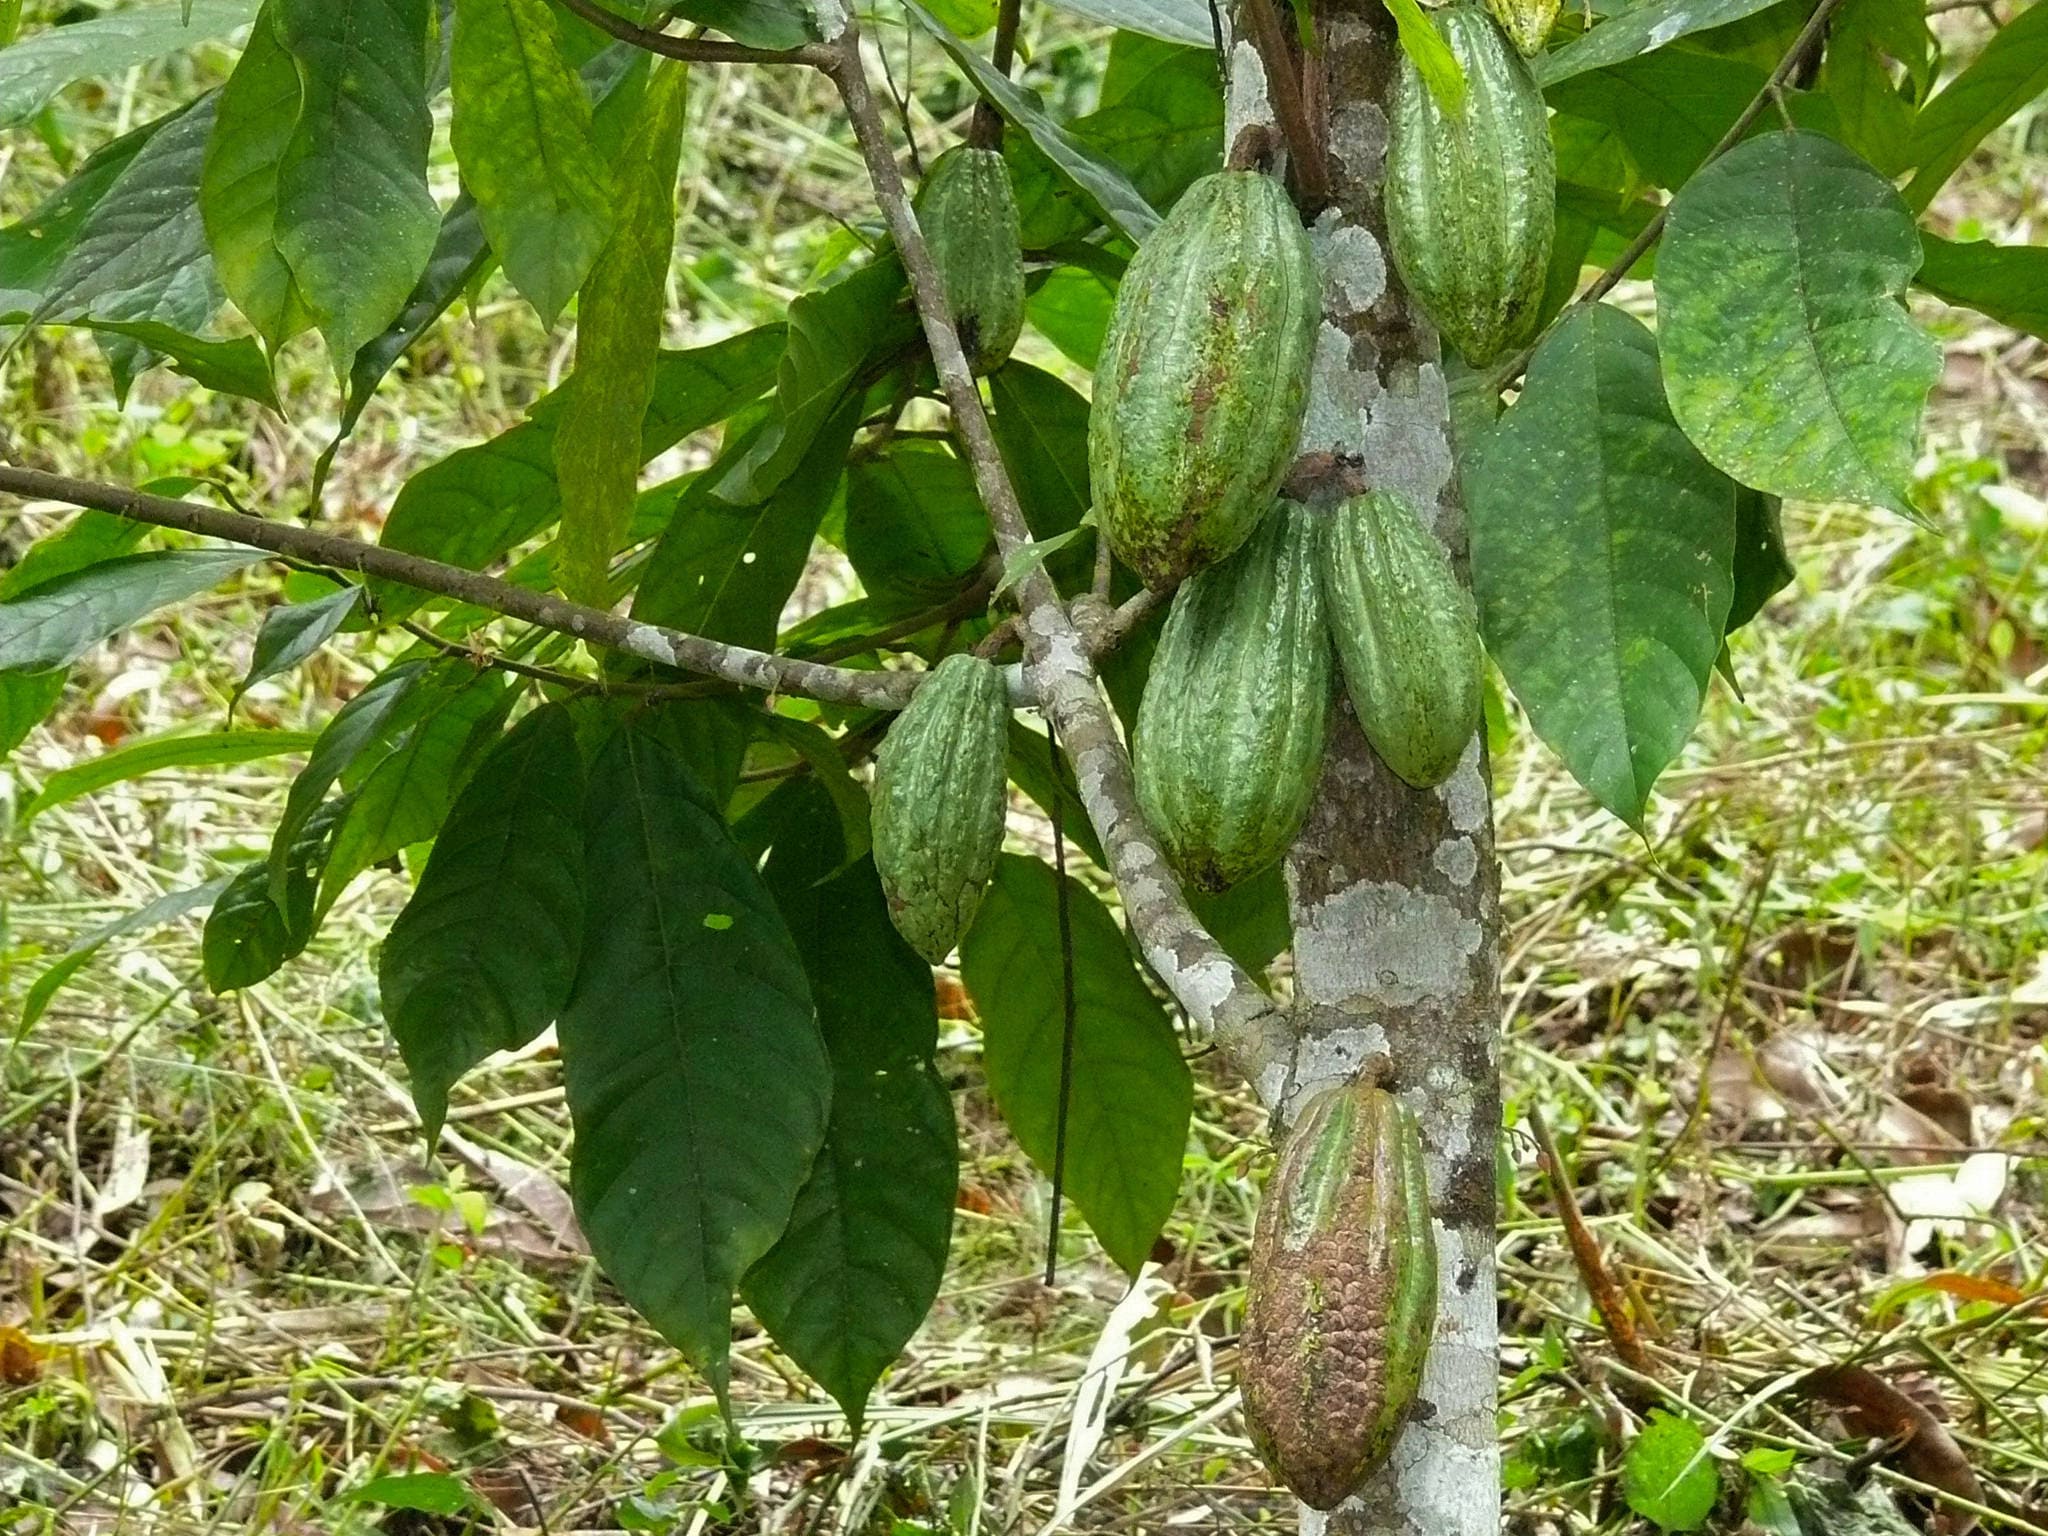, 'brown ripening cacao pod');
871,653,1010,963
1240,1081,1437,1510
914,144,1025,374
1384,6,1555,366
1088,170,1319,588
